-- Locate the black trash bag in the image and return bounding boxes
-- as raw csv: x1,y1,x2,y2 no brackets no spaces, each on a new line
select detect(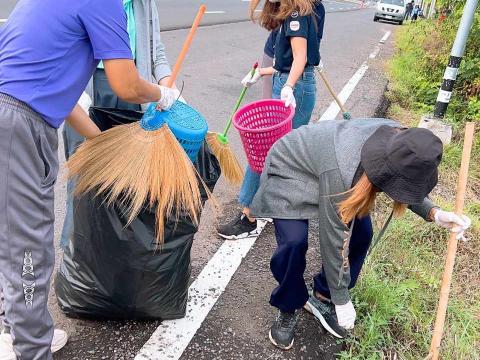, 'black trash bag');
55,107,220,320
